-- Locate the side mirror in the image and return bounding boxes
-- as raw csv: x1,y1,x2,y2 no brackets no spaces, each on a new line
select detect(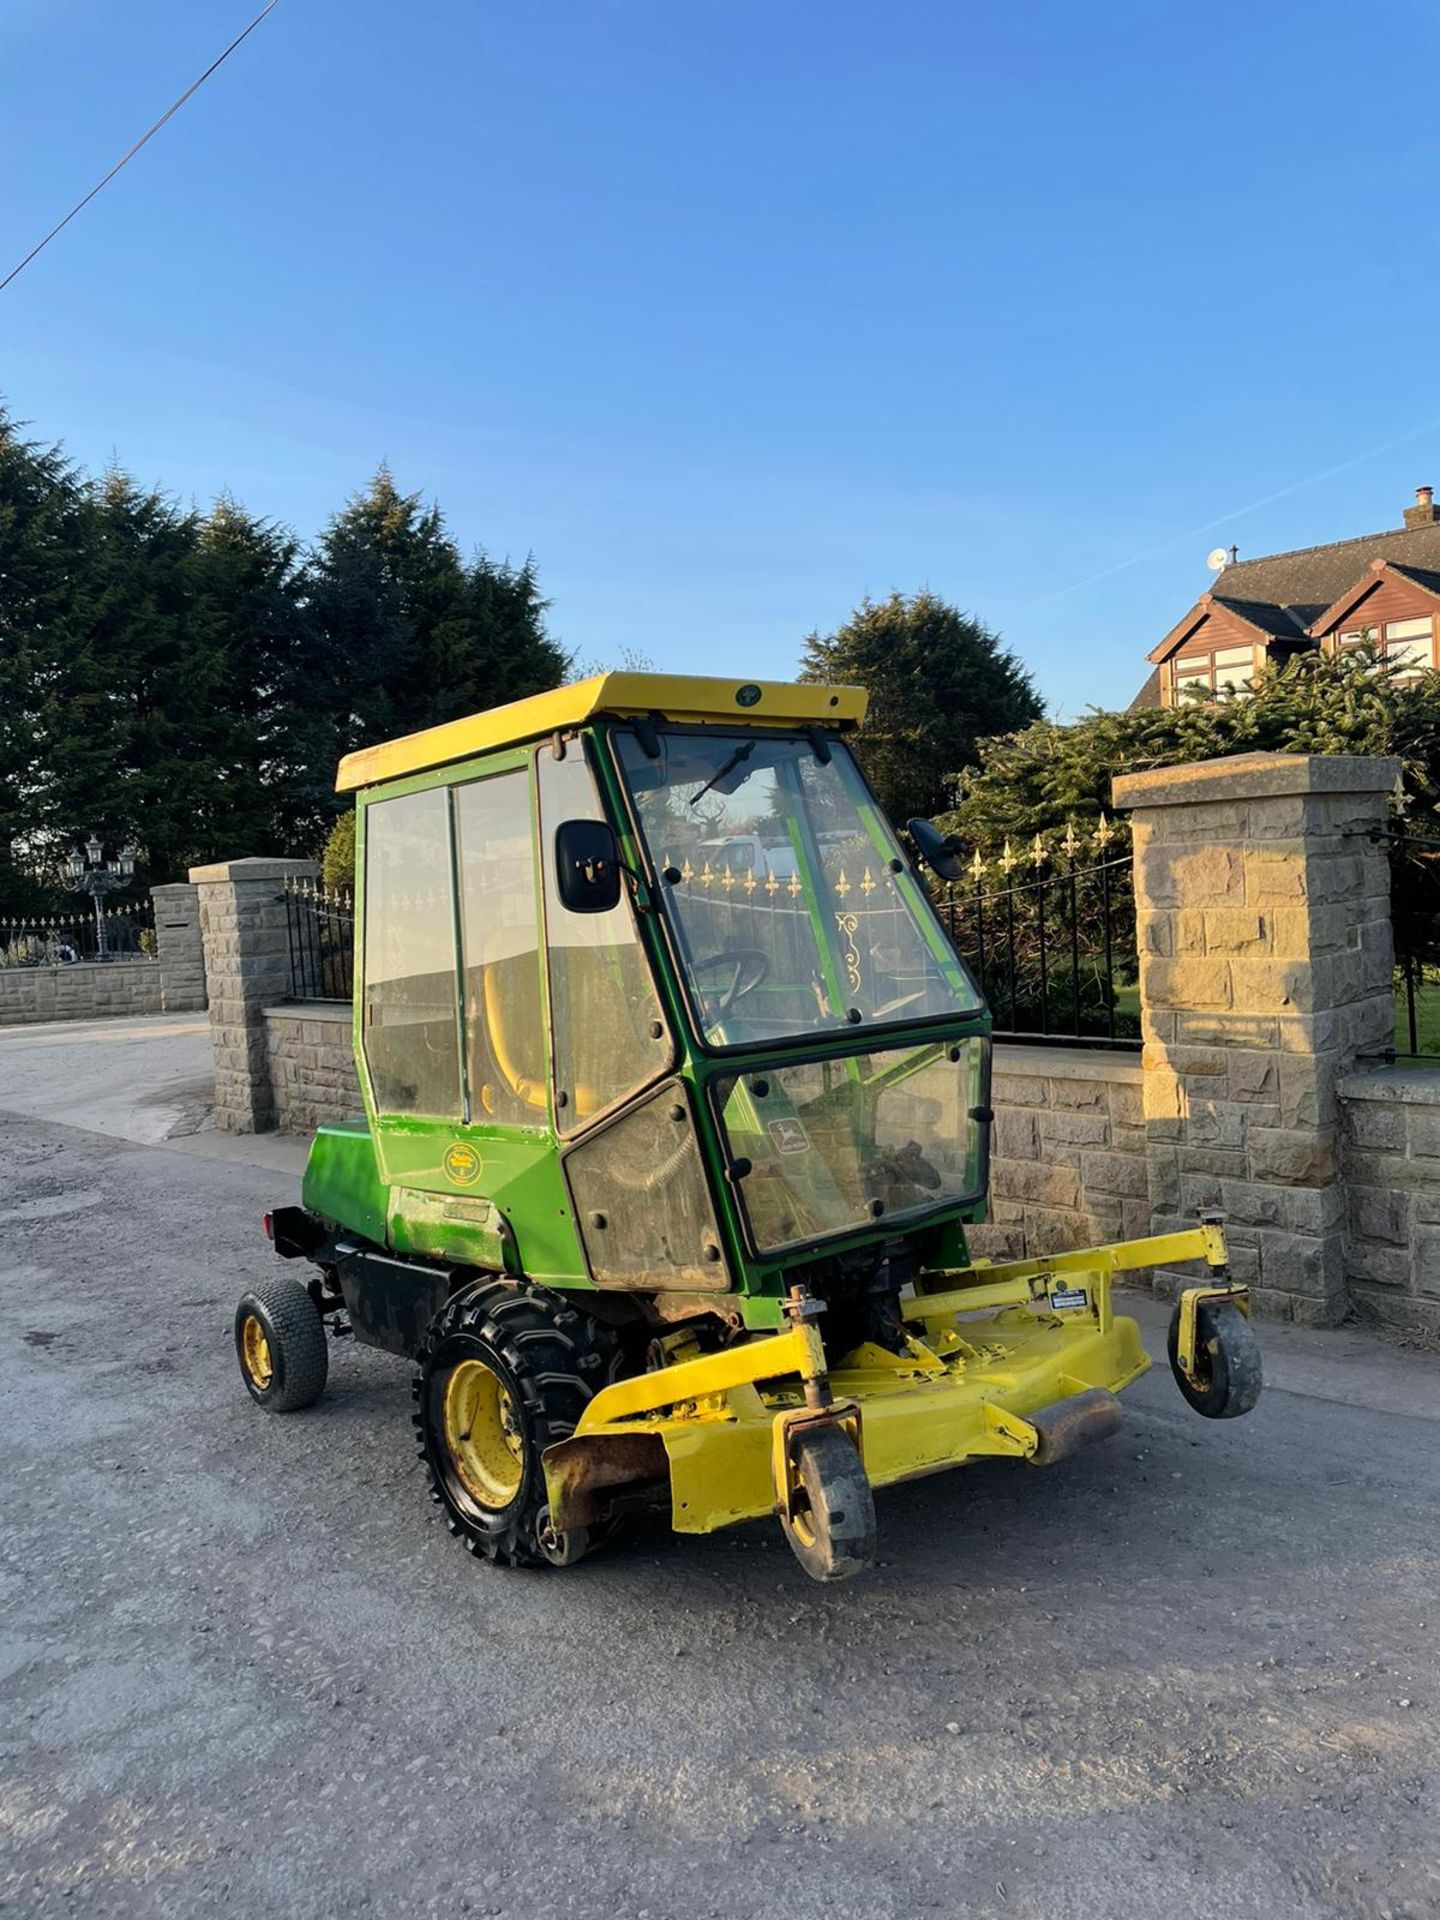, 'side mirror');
907,817,965,883
554,819,623,914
